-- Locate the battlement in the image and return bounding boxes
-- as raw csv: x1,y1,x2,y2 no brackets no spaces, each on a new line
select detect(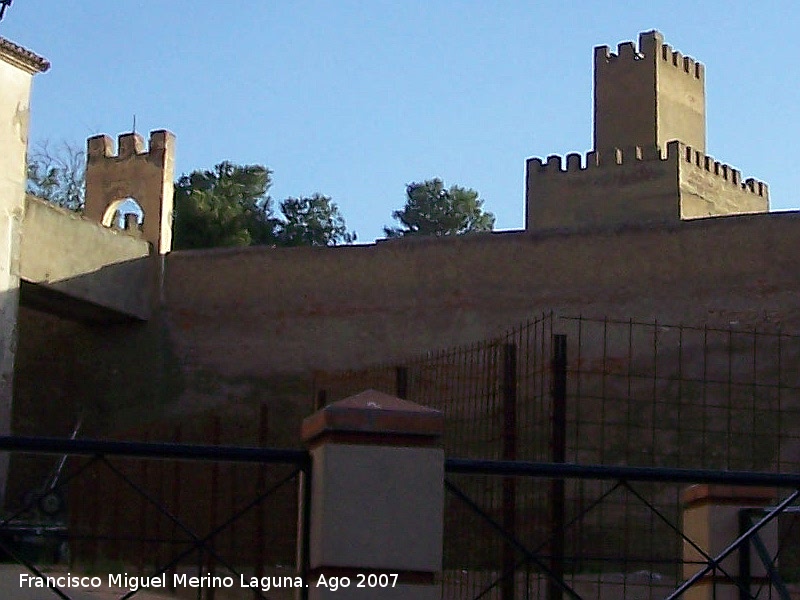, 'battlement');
526,141,767,199
672,141,767,197
87,130,173,160
527,145,663,174
594,30,704,80
659,42,704,79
